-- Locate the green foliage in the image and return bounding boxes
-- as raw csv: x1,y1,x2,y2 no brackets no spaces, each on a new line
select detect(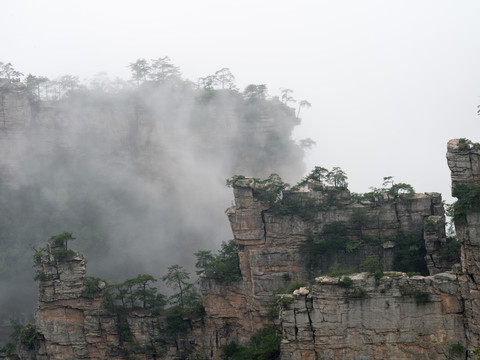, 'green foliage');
53,249,76,260
449,343,466,356
0,62,23,82
83,276,106,297
50,232,75,249
288,281,306,293
162,265,202,314
266,282,306,320
440,237,461,263
226,175,247,187
8,320,36,349
326,263,355,277
392,230,428,275
195,240,241,283
423,217,445,232
166,306,188,335
117,317,133,343
387,183,415,198
33,271,47,282
296,166,329,187
221,326,281,360
32,248,45,263
338,276,353,288
302,222,363,272
451,183,480,225
360,254,382,274
105,274,165,314
278,295,294,307
0,59,309,323
402,287,431,304
0,341,16,355
252,174,289,206
272,193,317,220
351,176,415,203
296,166,348,189
350,209,370,229
229,169,351,220
314,222,349,253
349,287,369,300
243,84,268,101
457,138,480,151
